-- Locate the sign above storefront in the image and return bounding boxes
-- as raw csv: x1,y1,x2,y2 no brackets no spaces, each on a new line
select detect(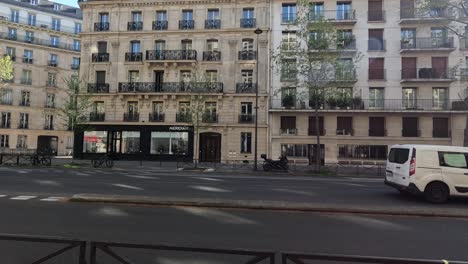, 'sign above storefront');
169,126,192,131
